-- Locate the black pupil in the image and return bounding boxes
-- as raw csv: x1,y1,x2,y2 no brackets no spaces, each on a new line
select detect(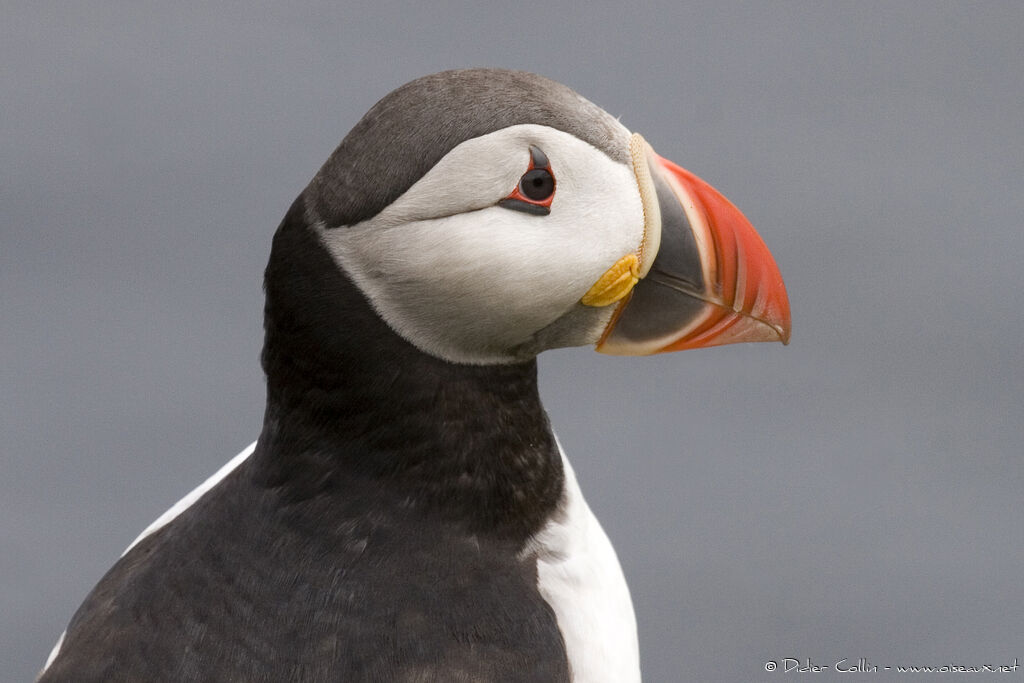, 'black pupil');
519,168,554,201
